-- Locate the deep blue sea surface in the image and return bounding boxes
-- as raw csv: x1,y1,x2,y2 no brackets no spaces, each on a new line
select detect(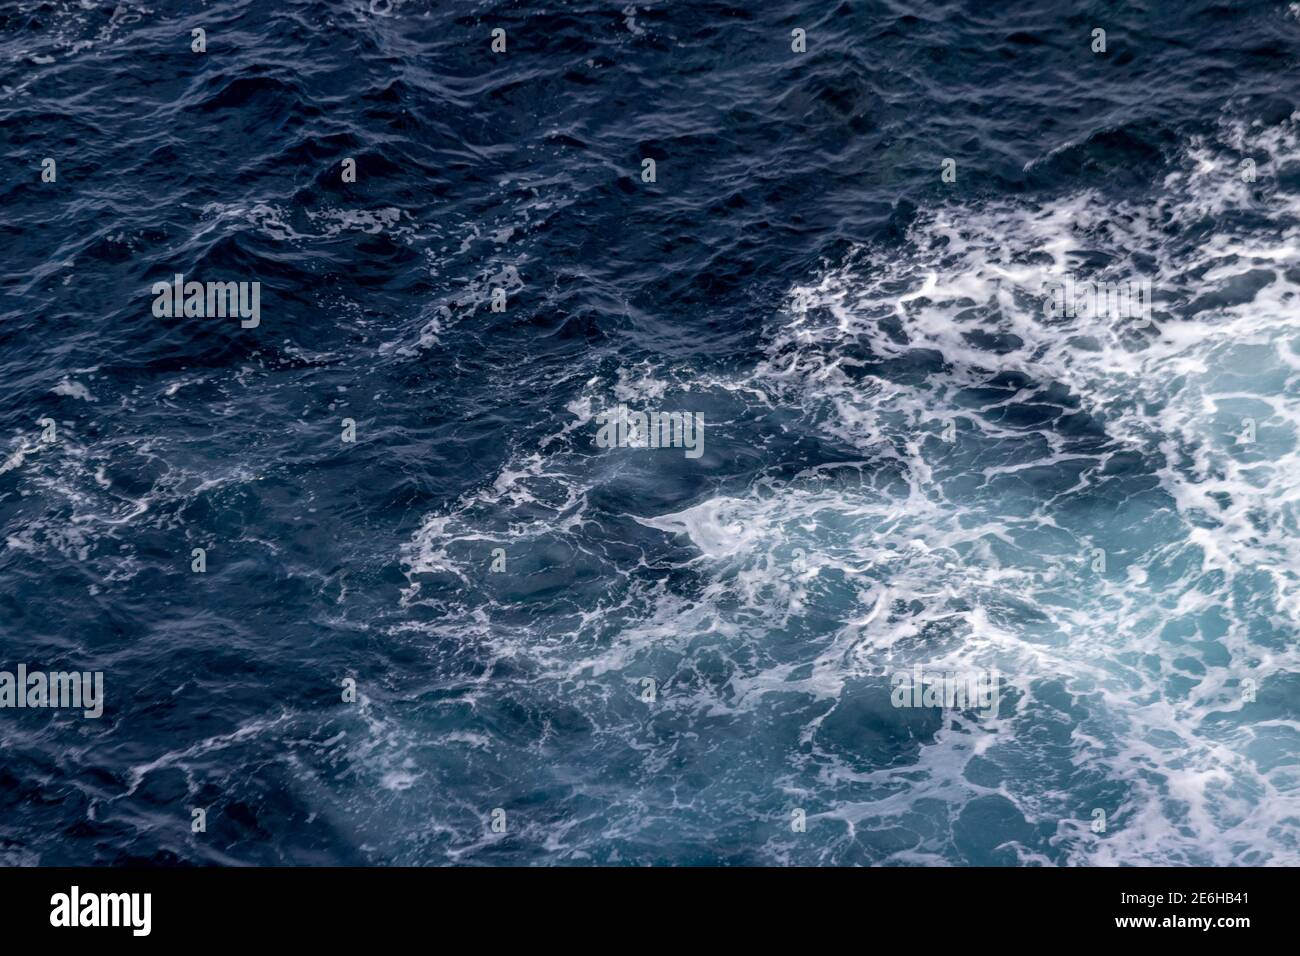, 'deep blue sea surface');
2,0,1300,865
